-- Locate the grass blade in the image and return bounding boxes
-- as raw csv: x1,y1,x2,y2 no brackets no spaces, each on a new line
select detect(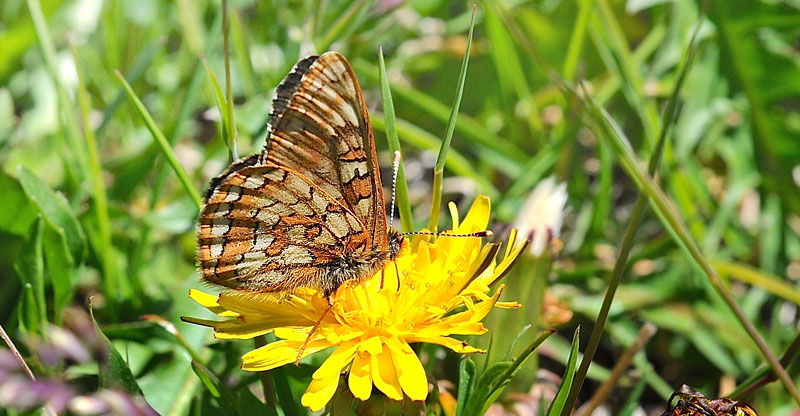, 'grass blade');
115,70,203,210
377,46,413,233
429,5,475,231
222,0,238,161
547,327,580,416
570,81,800,405
559,18,705,414
71,43,120,304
